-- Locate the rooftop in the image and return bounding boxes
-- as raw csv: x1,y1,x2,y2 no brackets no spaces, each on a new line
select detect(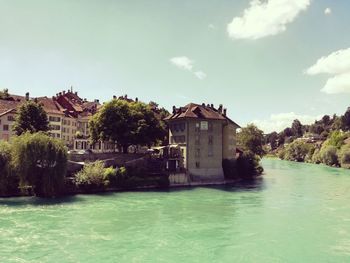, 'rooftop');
164,103,240,127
